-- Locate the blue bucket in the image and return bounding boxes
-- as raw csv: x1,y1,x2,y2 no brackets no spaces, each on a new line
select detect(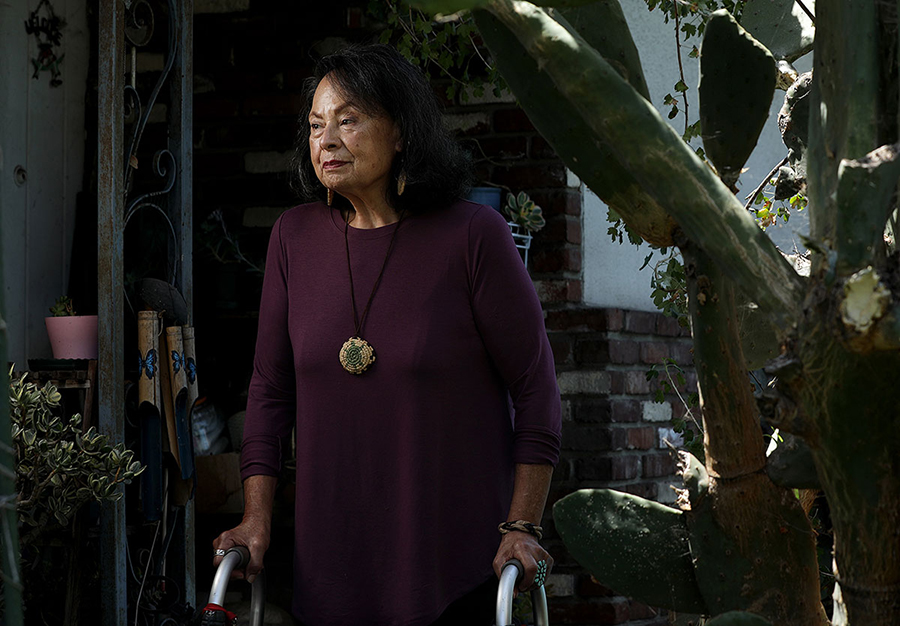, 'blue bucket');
466,186,503,213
